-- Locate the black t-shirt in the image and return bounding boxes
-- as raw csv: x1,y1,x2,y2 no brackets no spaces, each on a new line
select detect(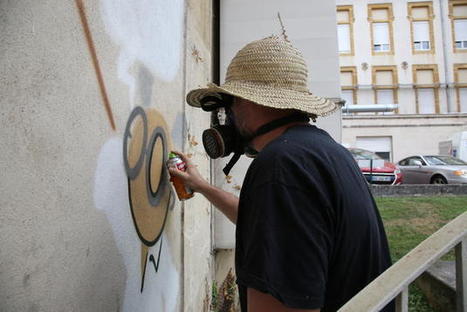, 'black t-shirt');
235,125,394,312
